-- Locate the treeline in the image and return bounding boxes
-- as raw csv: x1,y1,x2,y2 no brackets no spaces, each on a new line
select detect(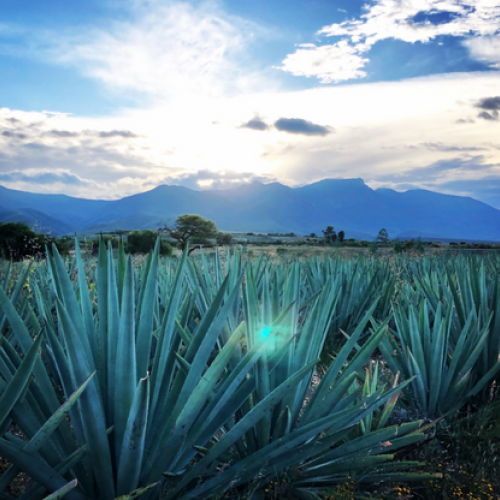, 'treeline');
2,220,499,262
0,222,72,261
